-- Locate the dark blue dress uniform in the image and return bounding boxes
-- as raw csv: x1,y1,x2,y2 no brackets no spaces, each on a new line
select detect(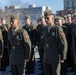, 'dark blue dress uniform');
43,25,67,75
8,27,31,75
